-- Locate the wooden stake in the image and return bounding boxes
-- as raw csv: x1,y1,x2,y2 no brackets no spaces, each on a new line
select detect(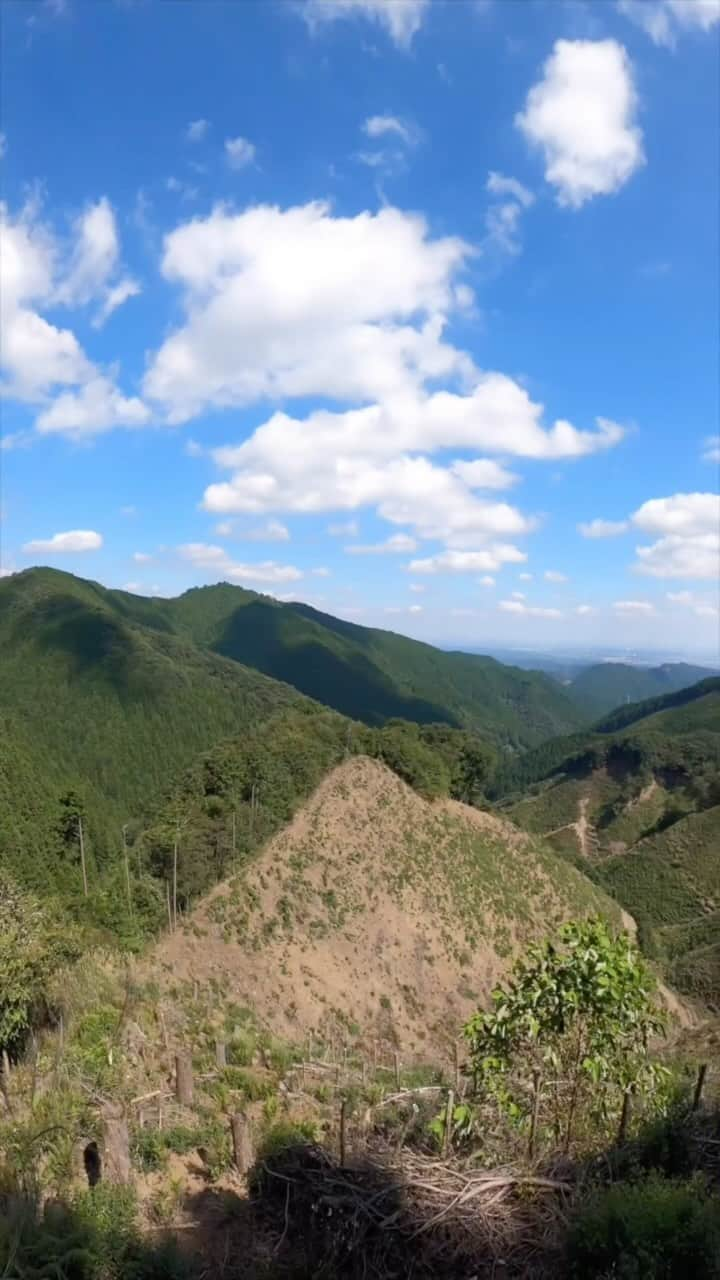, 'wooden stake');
175,1053,193,1106
122,824,132,917
528,1070,541,1160
172,826,179,930
692,1063,708,1112
166,881,173,932
454,1041,461,1092
394,1051,401,1089
339,1097,347,1166
215,1040,227,1070
231,1113,254,1174
78,815,88,898
617,1089,632,1145
231,809,237,854
443,1088,454,1157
